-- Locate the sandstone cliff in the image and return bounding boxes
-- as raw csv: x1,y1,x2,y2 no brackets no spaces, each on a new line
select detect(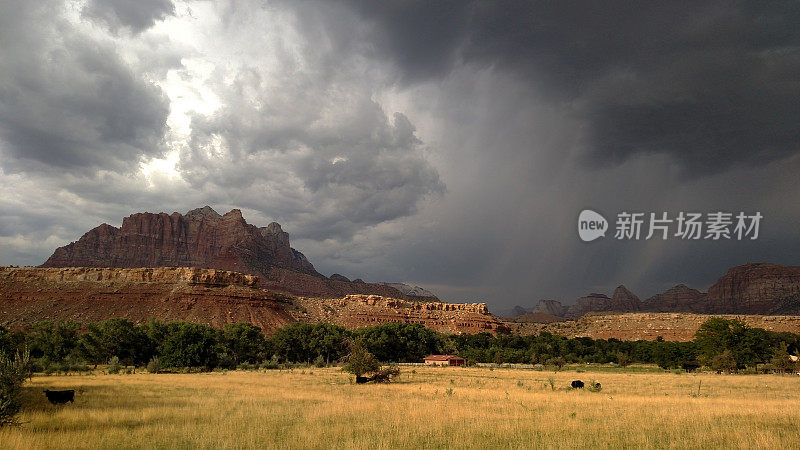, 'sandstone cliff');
42,207,315,274
564,286,641,319
704,263,800,314
294,294,507,335
558,264,800,319
0,267,505,335
642,284,707,312
0,267,294,332
378,282,440,302
40,207,411,300
533,300,566,317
